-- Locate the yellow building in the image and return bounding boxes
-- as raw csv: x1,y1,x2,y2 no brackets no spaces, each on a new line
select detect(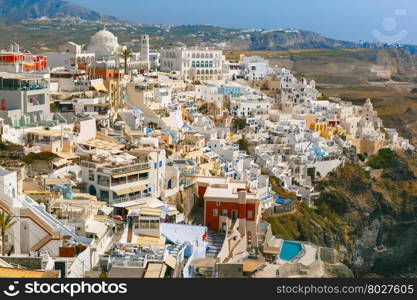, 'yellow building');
104,79,122,111
304,115,317,130
351,139,384,155
310,122,346,139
